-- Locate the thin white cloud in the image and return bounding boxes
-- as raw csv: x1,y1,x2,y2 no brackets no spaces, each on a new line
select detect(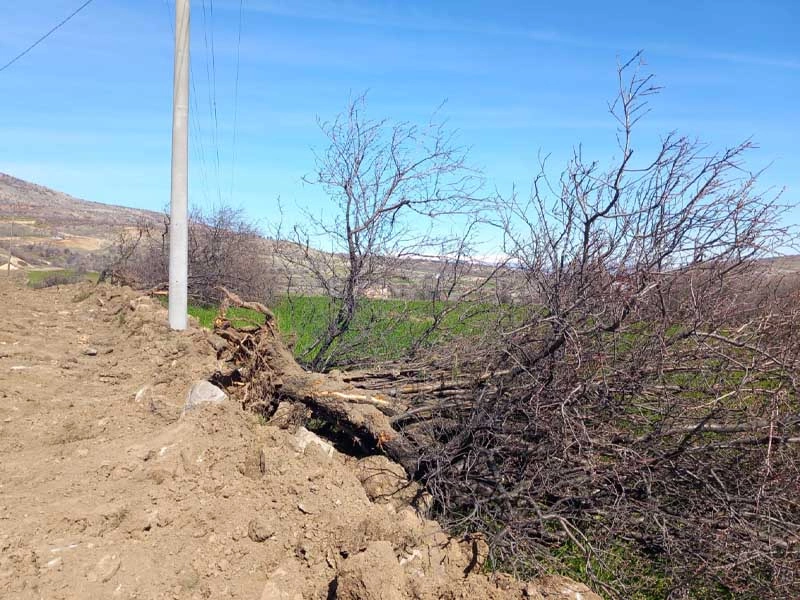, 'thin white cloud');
214,0,799,72
440,105,615,131
214,0,584,46
0,126,165,147
702,51,799,70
